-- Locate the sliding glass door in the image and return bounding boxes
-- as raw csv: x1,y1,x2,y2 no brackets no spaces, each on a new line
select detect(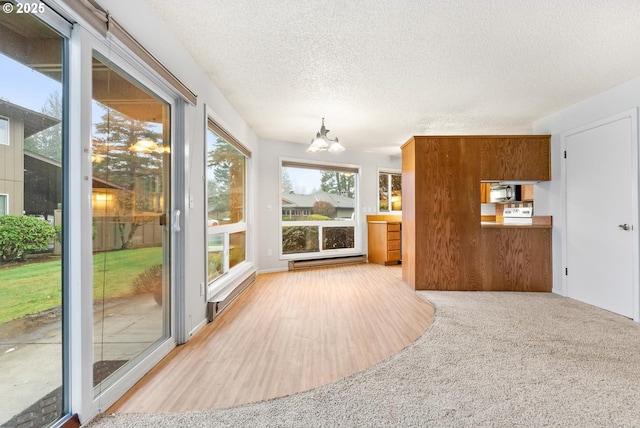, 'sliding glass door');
91,53,171,393
0,7,68,427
